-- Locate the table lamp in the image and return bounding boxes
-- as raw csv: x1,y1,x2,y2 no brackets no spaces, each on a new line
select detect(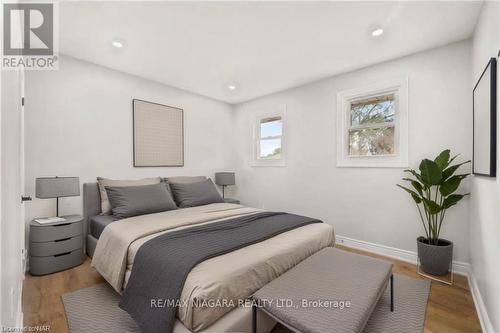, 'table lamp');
36,176,80,217
214,172,235,198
